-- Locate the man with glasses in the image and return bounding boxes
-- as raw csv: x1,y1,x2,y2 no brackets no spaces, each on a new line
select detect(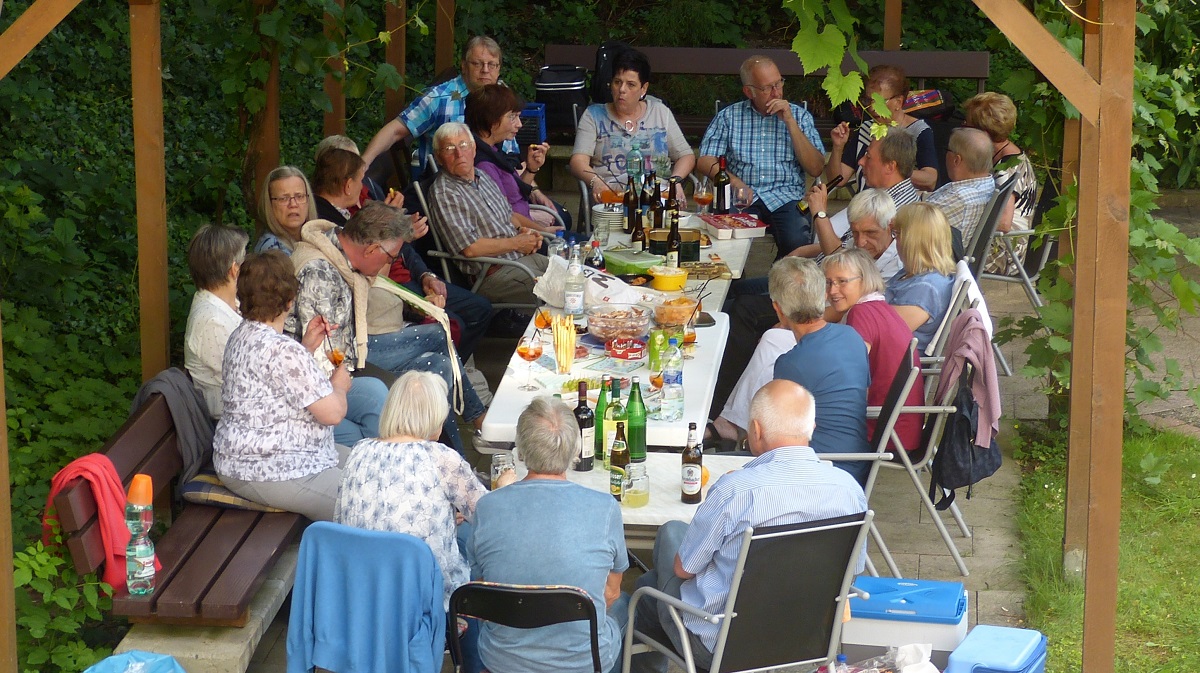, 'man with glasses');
925,127,997,243
428,123,558,309
287,201,489,453
361,36,517,180
697,55,826,259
